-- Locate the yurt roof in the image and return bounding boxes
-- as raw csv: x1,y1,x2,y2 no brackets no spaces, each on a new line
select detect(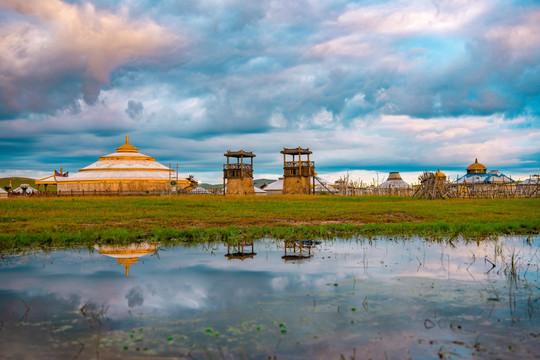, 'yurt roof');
12,185,38,193
466,158,487,172
0,188,7,194
189,187,211,194
254,186,267,193
35,174,57,185
378,172,411,189
314,183,338,193
264,178,283,190
454,172,514,184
